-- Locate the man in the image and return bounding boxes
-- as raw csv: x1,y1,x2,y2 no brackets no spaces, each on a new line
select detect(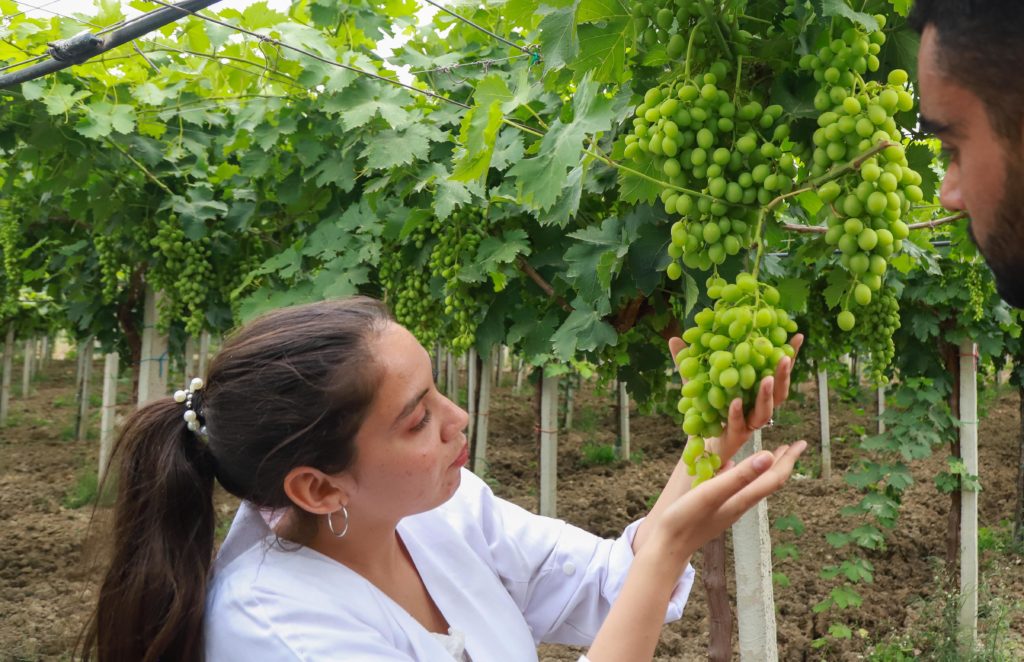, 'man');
910,0,1024,307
